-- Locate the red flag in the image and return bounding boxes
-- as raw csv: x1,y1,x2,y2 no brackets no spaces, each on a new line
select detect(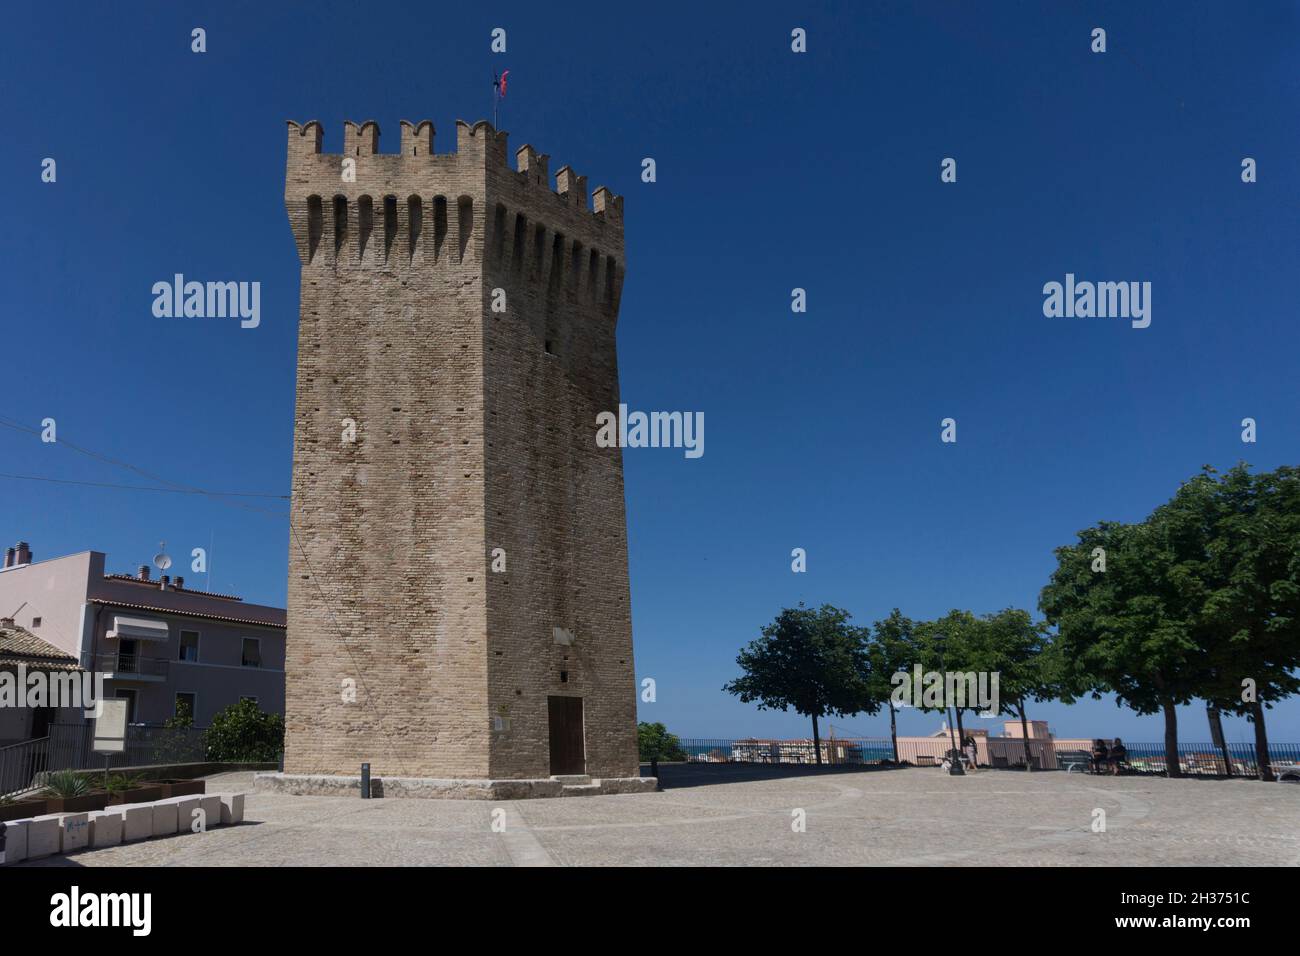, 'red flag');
499,70,509,97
